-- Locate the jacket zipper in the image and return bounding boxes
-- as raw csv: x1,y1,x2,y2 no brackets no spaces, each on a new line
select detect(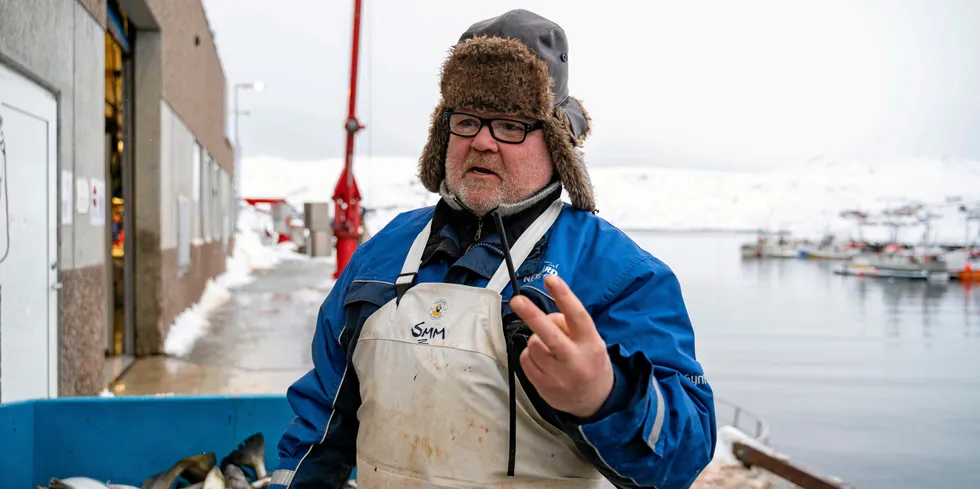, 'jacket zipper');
465,219,485,255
